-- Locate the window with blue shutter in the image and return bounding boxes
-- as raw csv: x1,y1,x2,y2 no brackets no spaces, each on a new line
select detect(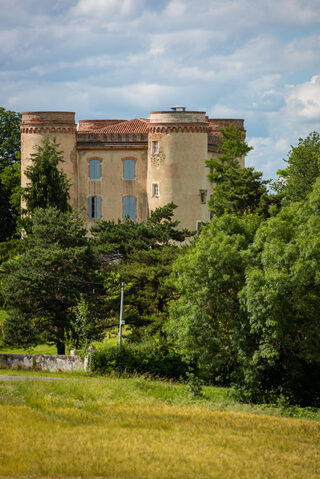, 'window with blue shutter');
88,196,101,219
89,159,101,179
123,159,135,179
123,196,136,219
